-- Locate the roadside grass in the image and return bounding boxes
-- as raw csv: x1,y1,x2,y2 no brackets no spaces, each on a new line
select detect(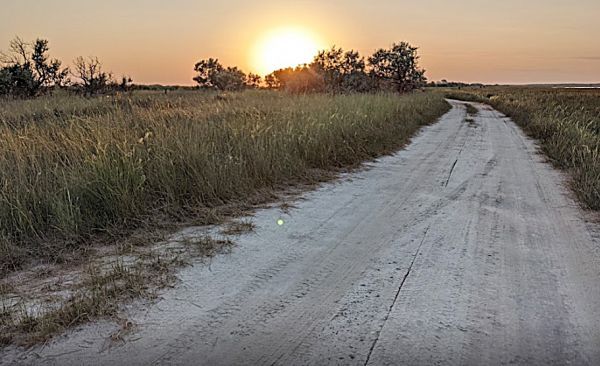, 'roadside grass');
0,89,451,345
1,234,232,346
441,87,600,209
464,104,478,127
0,90,449,275
221,220,256,236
